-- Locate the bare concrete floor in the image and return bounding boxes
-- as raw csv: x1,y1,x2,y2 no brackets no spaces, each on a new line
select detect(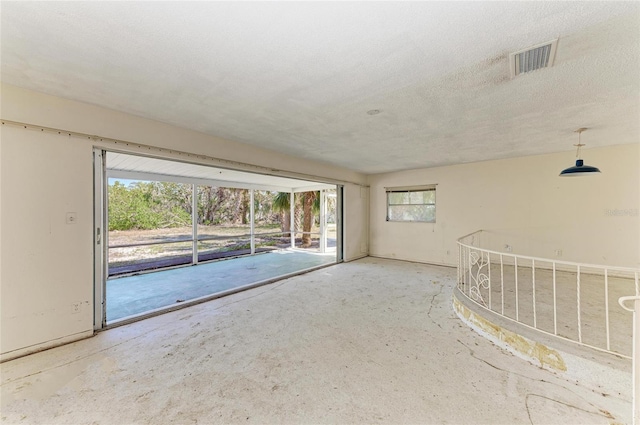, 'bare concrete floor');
461,263,635,356
1,258,631,424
